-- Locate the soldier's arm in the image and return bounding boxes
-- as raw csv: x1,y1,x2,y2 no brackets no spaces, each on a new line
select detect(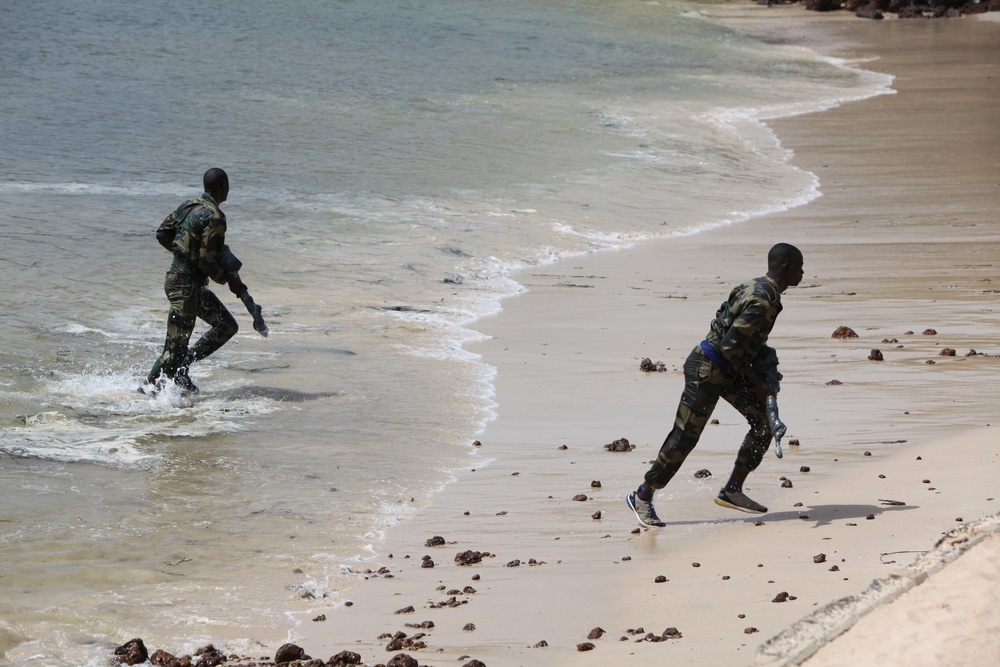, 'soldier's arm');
198,216,230,285
155,212,178,251
717,299,771,372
